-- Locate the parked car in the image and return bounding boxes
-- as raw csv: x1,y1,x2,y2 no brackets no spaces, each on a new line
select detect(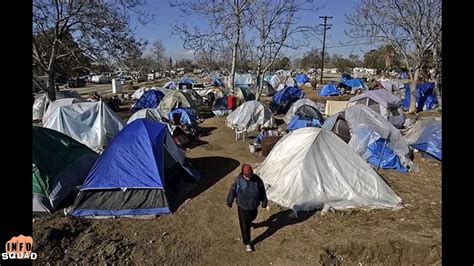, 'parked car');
66,78,86,88
91,75,110,84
